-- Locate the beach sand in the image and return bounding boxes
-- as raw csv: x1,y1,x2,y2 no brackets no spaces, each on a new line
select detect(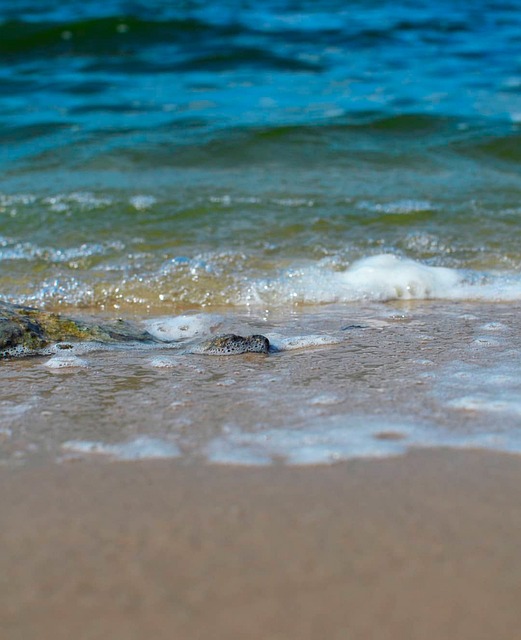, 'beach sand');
3,0,521,637
2,449,521,640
